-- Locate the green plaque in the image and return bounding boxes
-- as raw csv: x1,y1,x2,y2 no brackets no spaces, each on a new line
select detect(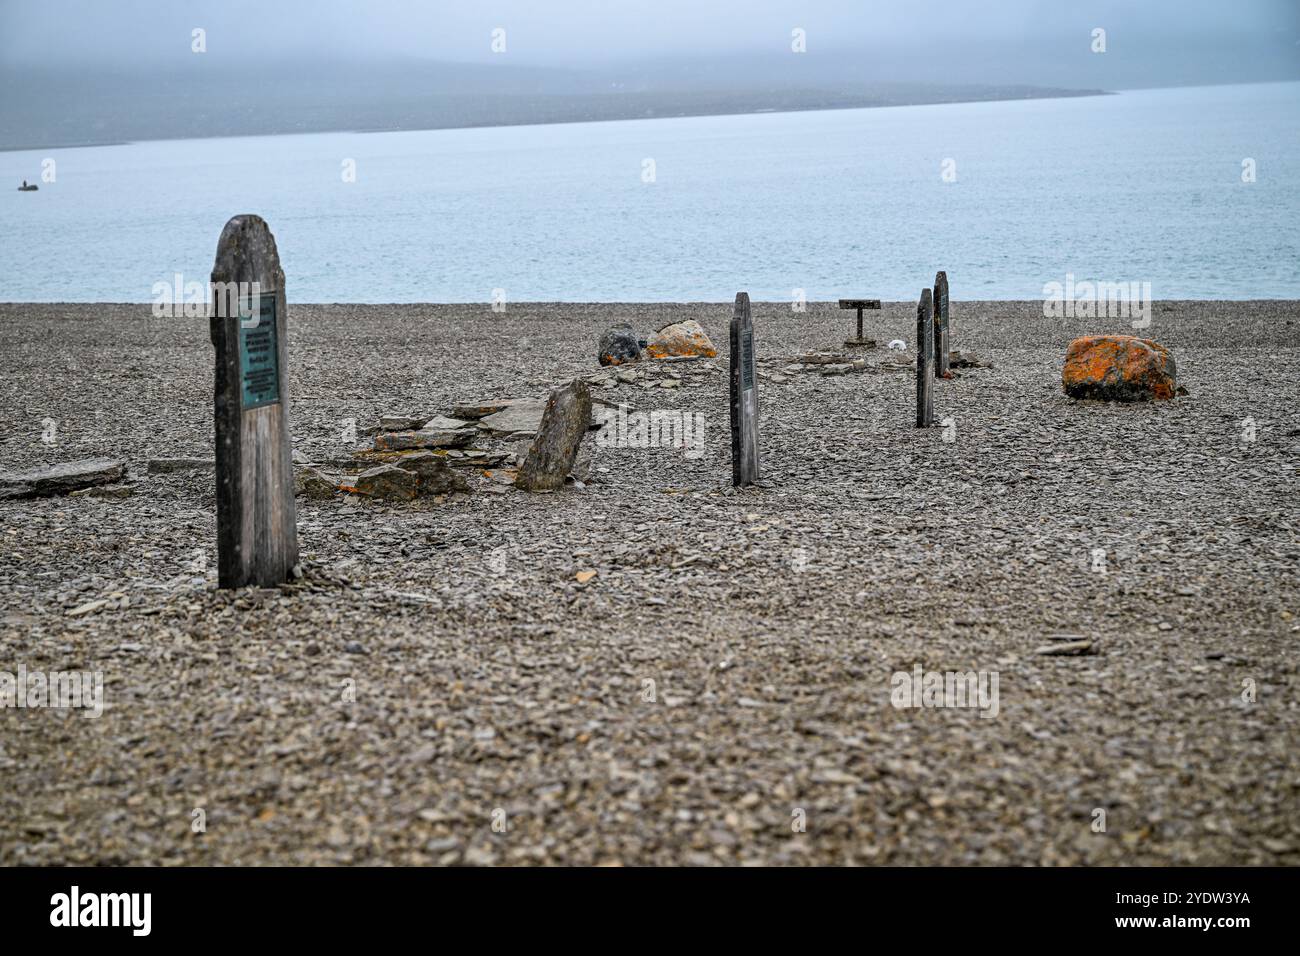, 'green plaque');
239,292,280,409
